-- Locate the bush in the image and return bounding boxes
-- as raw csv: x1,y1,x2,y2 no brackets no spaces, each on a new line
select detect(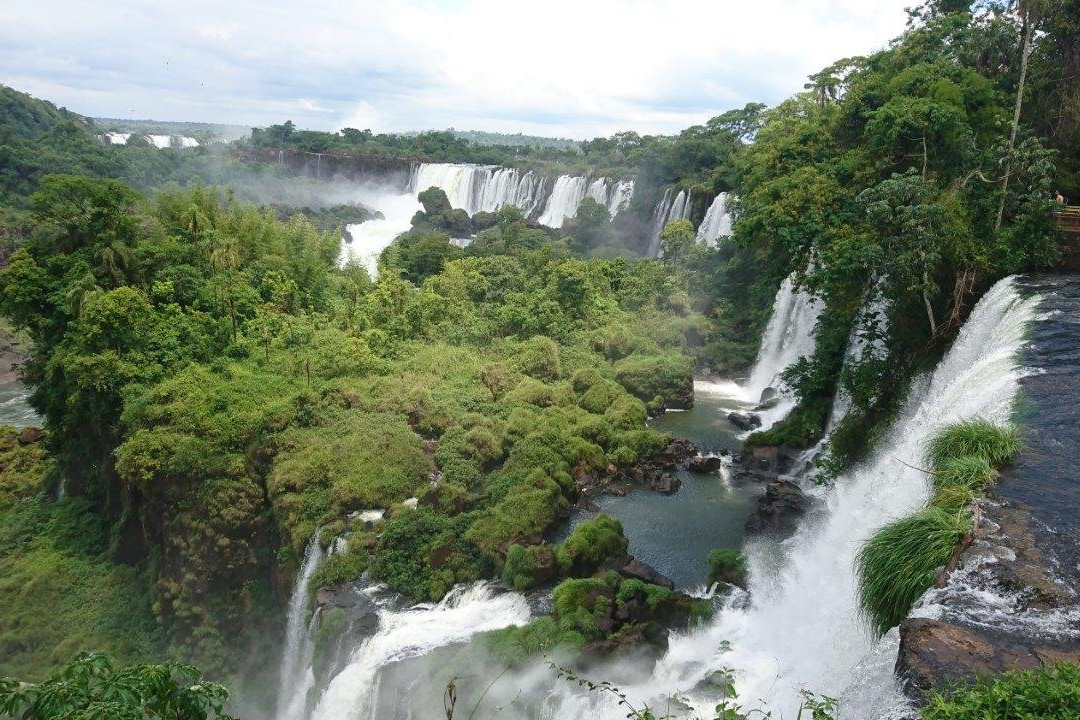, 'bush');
604,395,647,430
708,549,747,589
613,352,692,408
517,336,562,382
562,515,628,574
368,510,484,601
482,616,585,668
926,419,1021,470
856,507,971,637
920,663,1080,720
